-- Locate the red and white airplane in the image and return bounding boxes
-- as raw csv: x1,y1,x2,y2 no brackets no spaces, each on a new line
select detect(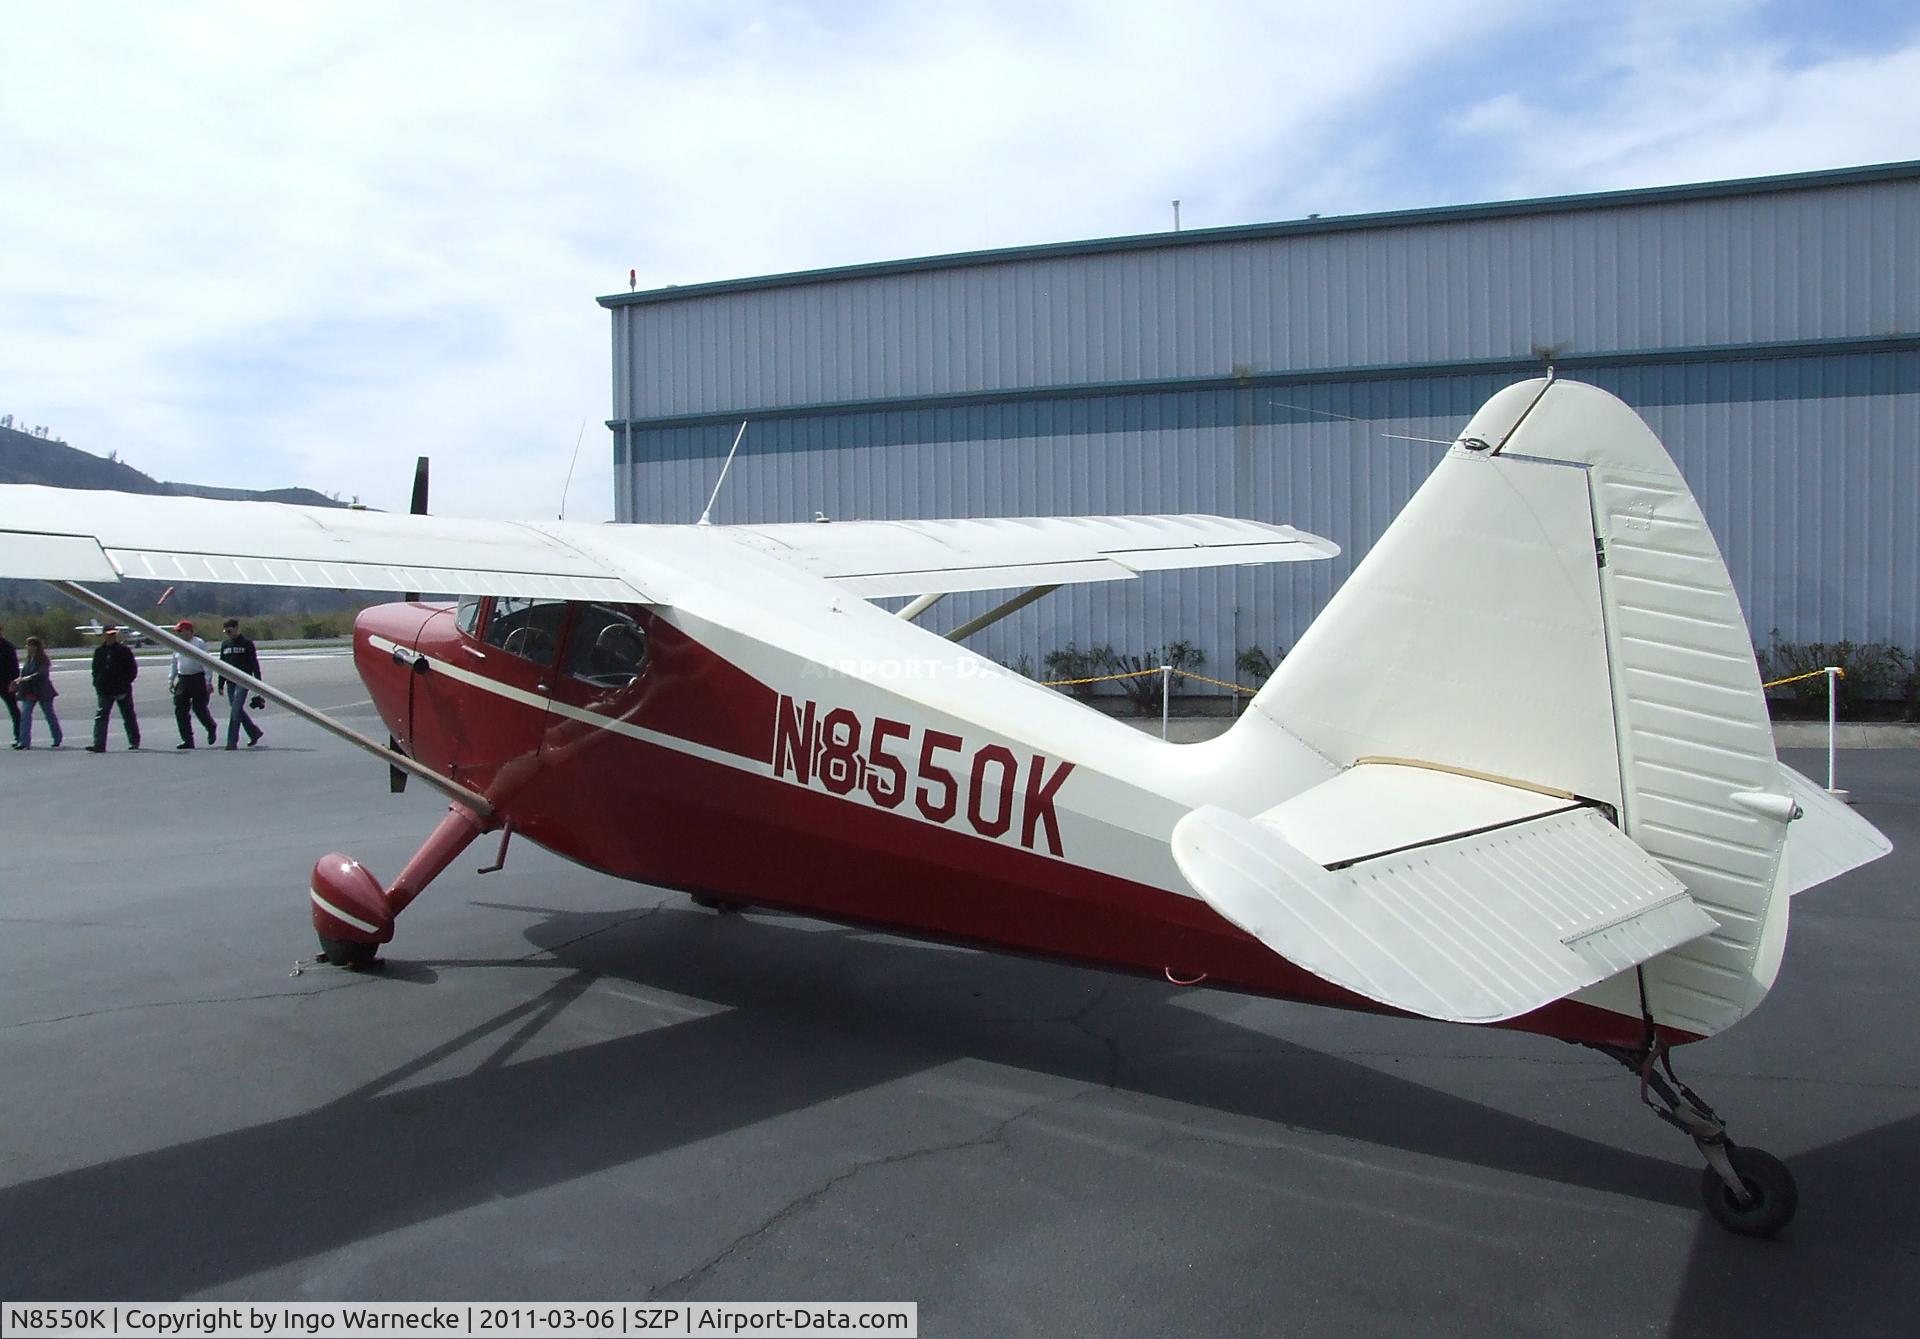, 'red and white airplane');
0,378,1890,1236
